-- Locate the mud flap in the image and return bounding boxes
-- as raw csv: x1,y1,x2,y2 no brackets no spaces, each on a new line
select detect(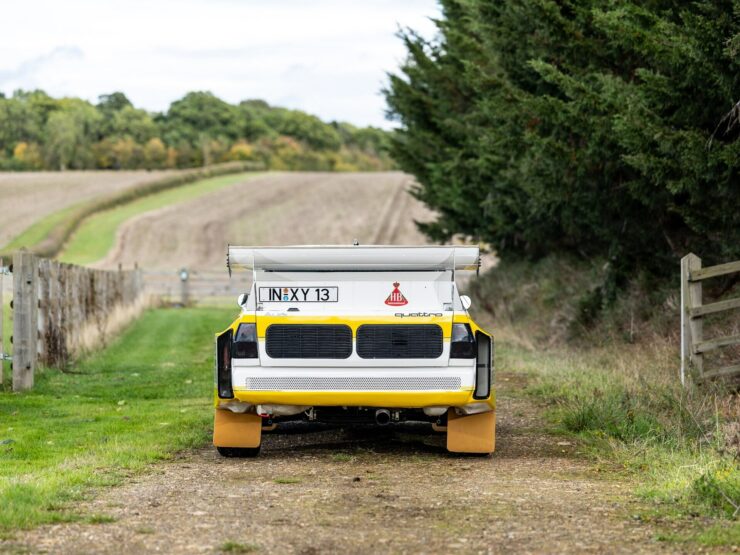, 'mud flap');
446,409,495,454
213,409,262,448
